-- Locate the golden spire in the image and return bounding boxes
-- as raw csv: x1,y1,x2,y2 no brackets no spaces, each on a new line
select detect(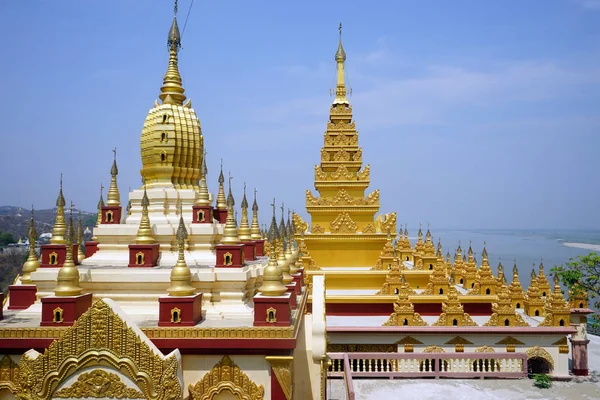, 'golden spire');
21,205,40,284
196,149,211,206
333,23,349,105
259,201,287,296
106,148,121,206
277,203,293,285
250,188,261,240
136,185,155,244
77,211,86,262
50,174,67,244
159,0,186,106
220,173,240,244
216,159,227,210
54,202,83,296
92,183,104,242
238,183,252,240
167,213,195,296
285,209,297,274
